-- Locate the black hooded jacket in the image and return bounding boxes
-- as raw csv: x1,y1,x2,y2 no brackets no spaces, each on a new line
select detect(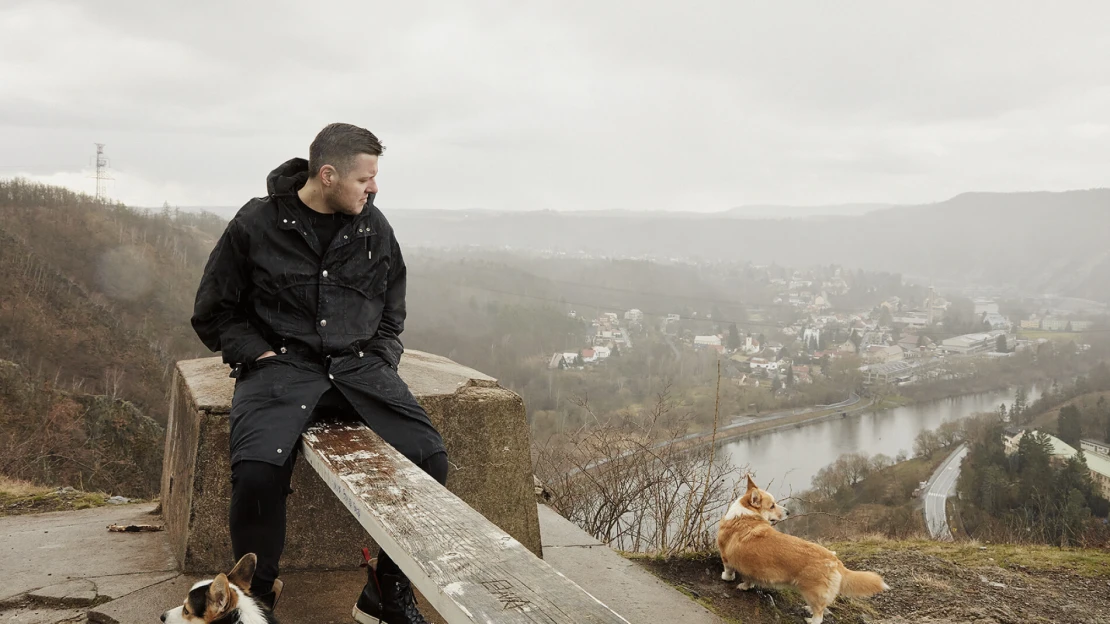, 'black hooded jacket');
189,158,444,467
192,157,406,370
